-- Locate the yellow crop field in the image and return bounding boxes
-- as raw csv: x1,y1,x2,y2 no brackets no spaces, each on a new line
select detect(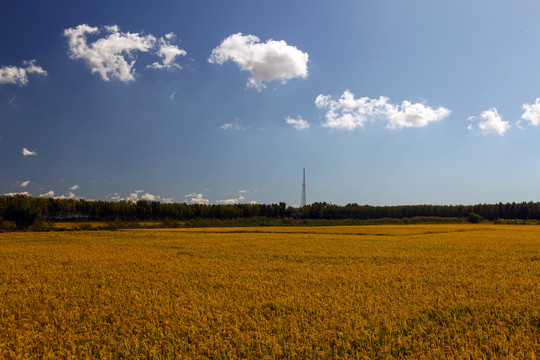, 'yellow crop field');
0,225,539,359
